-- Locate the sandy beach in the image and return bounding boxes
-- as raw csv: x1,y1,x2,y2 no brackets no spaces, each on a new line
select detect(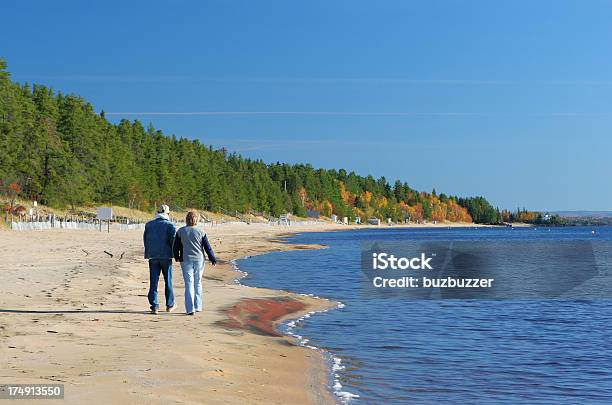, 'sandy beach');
0,221,475,404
